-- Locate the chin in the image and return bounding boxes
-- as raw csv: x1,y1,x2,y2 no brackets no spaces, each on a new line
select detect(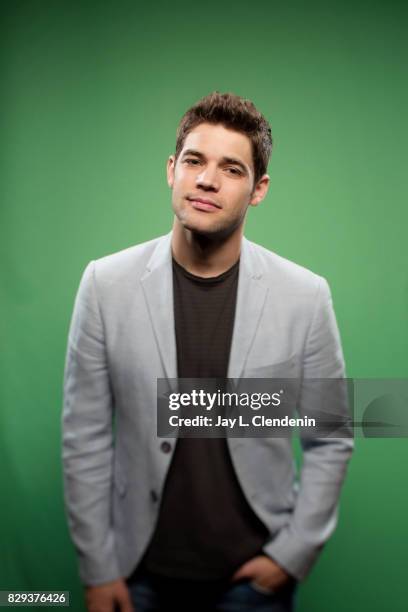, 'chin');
176,211,212,232
175,207,237,238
